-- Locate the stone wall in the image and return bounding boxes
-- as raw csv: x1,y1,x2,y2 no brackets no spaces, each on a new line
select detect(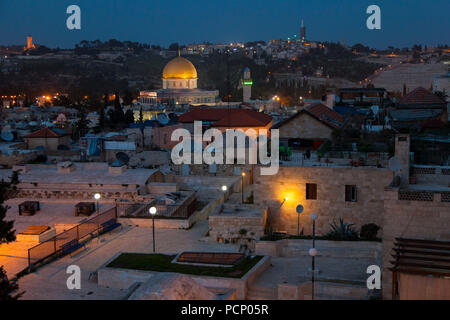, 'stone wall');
381,187,450,299
208,204,268,244
0,150,42,168
253,165,393,236
278,113,333,141
411,166,450,186
395,134,410,186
